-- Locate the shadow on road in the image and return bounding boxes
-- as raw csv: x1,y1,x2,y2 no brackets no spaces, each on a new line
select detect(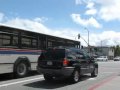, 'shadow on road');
25,79,72,89
0,71,38,81
0,73,15,81
24,75,91,89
